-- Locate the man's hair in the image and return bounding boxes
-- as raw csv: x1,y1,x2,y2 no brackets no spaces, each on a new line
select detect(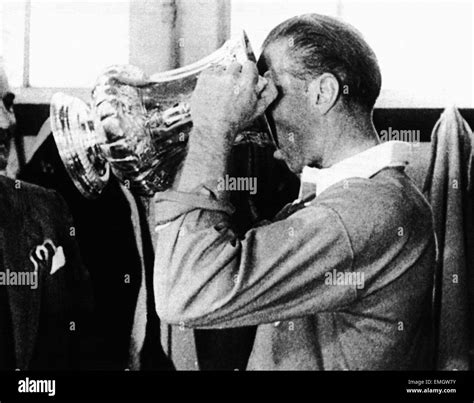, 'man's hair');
262,14,382,112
